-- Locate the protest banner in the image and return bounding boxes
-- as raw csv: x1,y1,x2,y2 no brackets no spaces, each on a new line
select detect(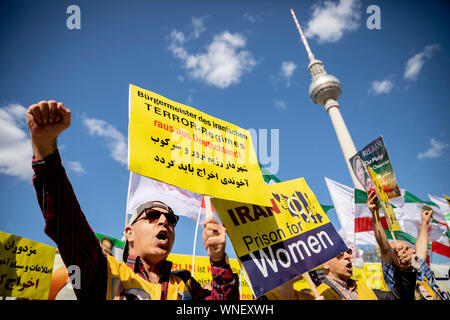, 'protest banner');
212,178,347,297
167,253,253,300
0,231,56,300
128,84,270,206
367,165,402,234
363,263,389,291
349,136,401,199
